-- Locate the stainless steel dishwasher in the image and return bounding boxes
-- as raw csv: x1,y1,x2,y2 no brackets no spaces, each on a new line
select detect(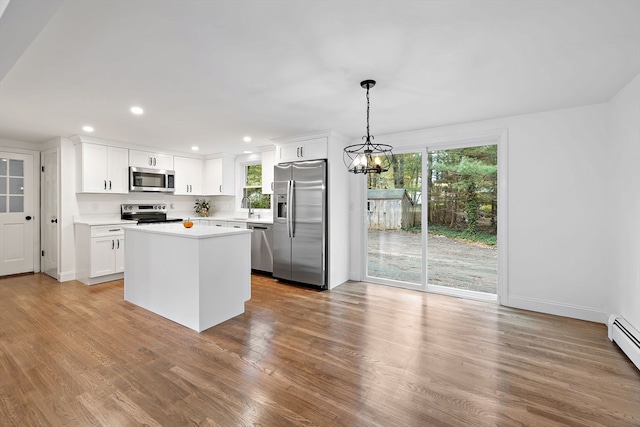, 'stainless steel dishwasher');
247,223,273,273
